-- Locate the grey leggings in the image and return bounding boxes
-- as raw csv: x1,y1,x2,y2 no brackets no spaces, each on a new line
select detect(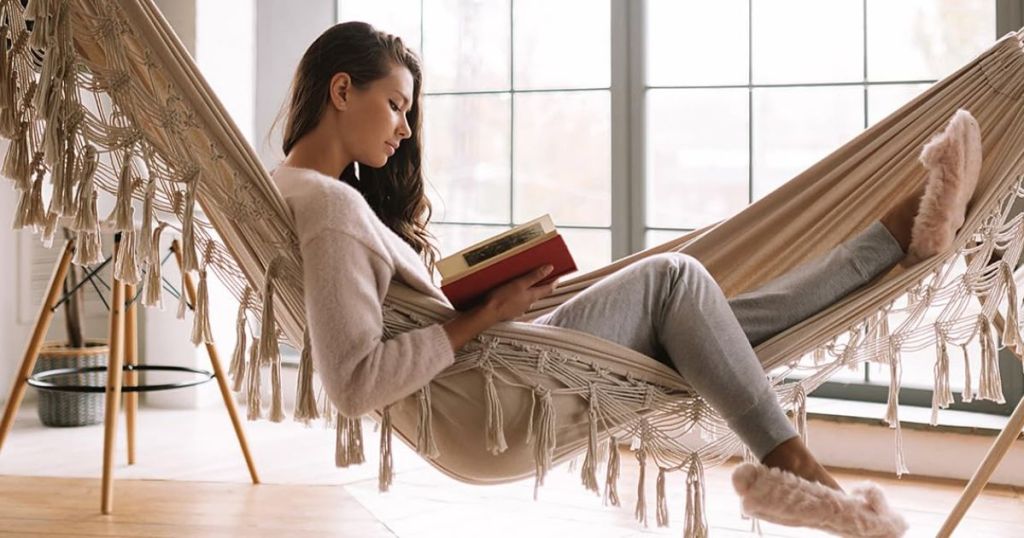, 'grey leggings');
531,220,905,459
